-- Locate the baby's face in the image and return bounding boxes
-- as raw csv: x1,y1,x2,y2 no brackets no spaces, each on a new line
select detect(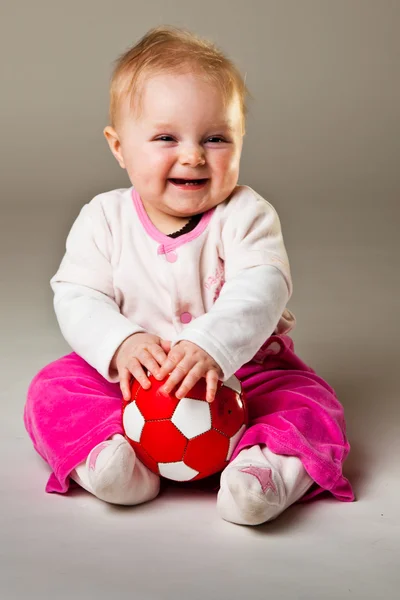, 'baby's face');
106,72,244,222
